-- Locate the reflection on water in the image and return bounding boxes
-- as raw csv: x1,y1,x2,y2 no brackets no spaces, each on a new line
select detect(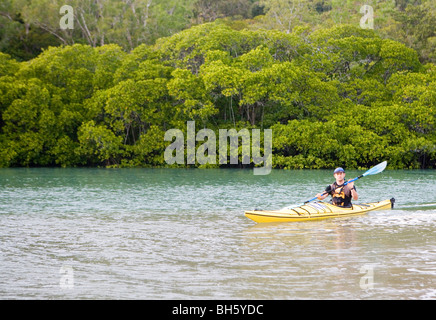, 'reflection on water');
0,168,435,299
